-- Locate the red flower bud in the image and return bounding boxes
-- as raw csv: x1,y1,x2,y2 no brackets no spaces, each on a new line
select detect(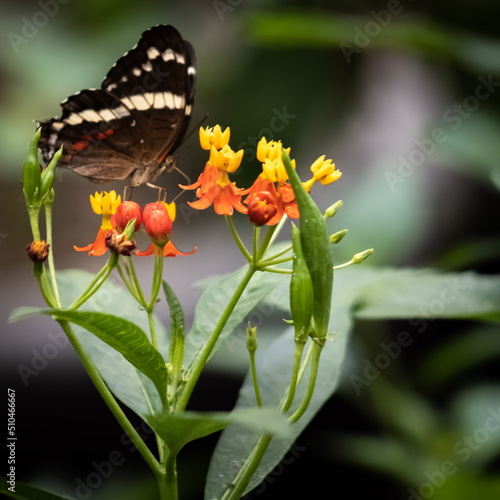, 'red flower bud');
143,202,173,247
114,201,143,233
246,191,278,226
